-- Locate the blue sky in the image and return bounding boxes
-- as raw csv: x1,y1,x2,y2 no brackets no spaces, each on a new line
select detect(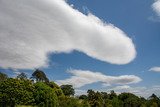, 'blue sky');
0,0,160,98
